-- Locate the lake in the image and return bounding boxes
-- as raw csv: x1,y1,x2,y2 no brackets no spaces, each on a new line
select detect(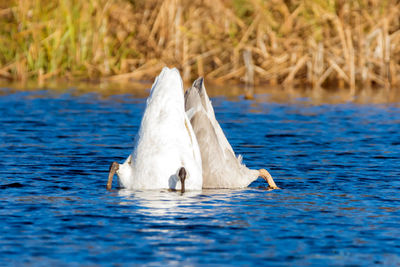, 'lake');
1,84,400,266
